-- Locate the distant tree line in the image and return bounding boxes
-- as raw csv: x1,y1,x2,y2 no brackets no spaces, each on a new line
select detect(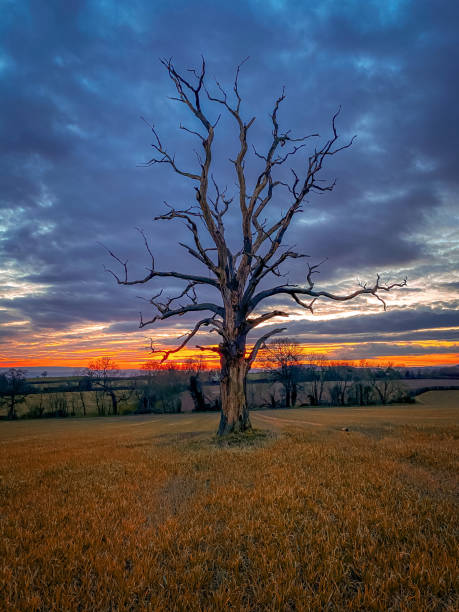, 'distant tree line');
1,352,458,419
261,340,413,408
